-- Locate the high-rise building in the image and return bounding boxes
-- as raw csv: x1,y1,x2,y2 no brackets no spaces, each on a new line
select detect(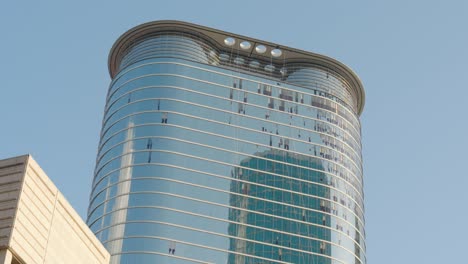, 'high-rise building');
0,155,110,264
87,20,366,264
